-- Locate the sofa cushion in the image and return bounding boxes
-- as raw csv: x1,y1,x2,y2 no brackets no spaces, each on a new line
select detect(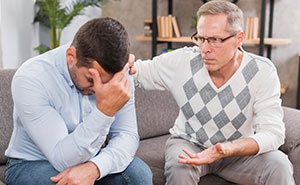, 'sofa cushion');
286,146,300,185
0,165,5,183
0,69,16,165
280,106,300,154
135,88,179,140
137,134,169,170
136,134,169,185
